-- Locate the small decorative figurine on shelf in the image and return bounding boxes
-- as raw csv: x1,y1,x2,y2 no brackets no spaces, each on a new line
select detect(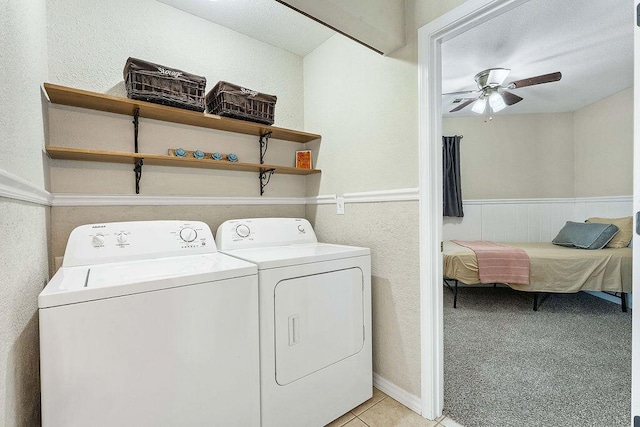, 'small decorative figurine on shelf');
193,150,205,159
211,152,223,160
174,147,187,157
227,153,238,162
